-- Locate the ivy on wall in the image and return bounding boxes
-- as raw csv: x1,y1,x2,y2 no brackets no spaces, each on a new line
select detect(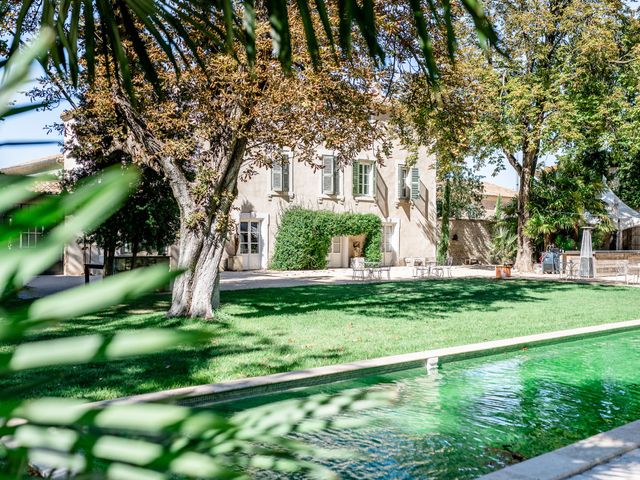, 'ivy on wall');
271,208,382,270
